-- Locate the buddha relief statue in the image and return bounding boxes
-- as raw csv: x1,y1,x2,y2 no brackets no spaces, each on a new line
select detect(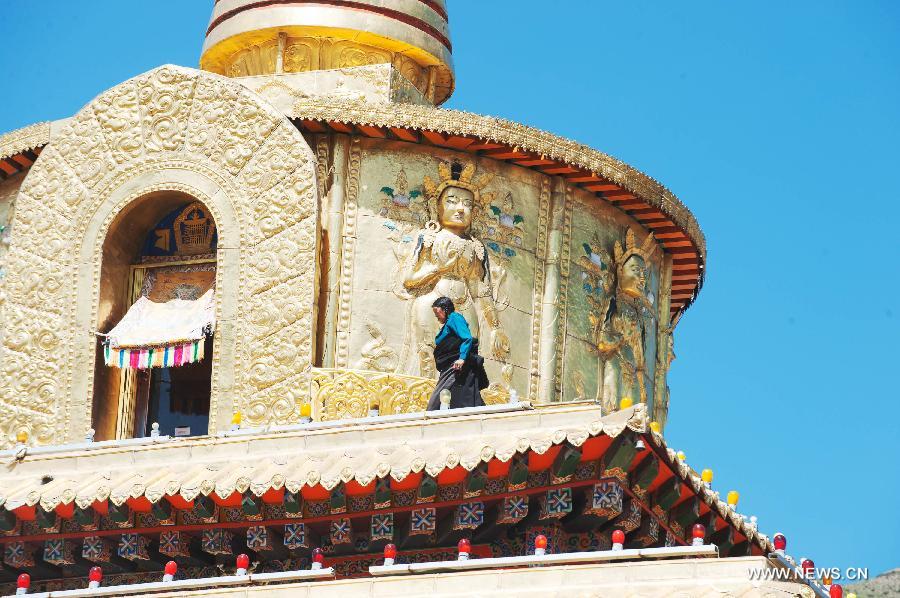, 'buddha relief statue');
397,161,510,377
579,229,658,413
